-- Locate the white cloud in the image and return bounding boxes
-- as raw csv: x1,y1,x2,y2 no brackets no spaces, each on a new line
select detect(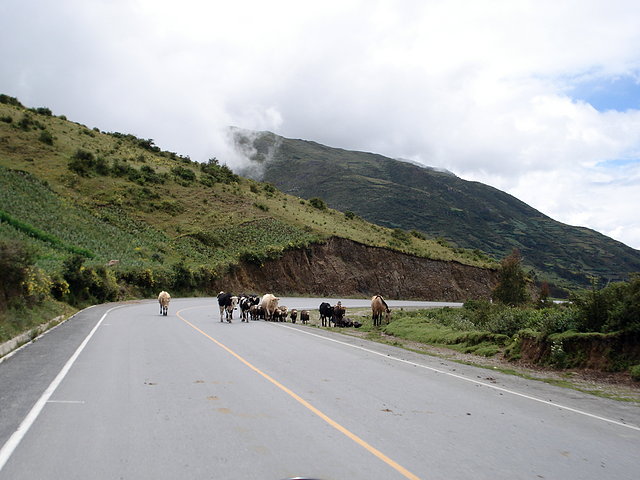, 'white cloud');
2,0,640,249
